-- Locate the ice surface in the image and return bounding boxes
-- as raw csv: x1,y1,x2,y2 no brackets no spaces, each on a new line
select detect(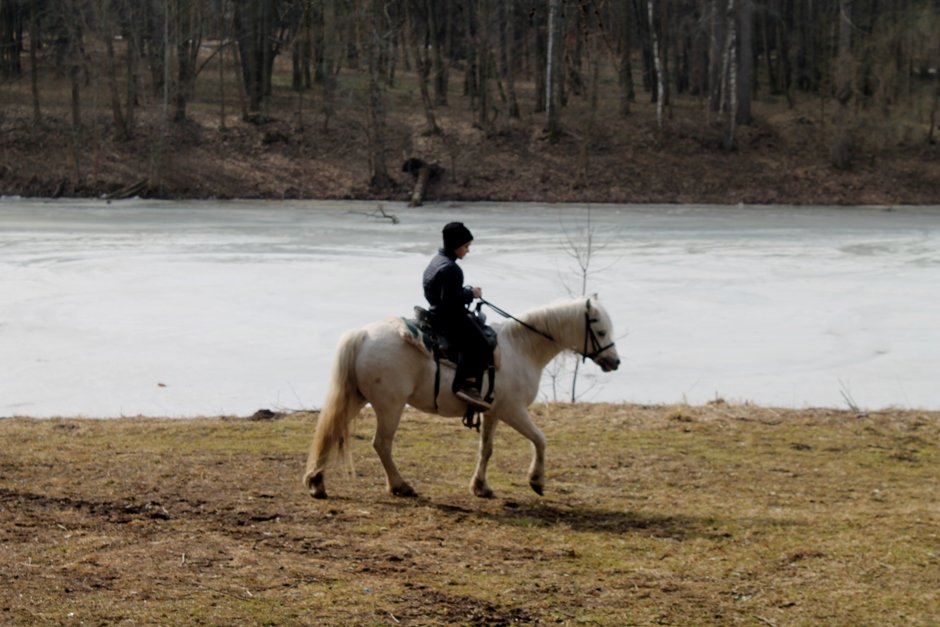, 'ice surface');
2,198,938,417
